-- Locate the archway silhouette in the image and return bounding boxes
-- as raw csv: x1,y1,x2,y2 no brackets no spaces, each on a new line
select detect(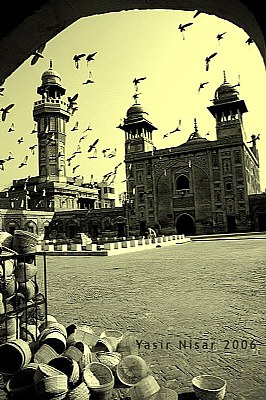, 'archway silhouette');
0,1,265,81
176,213,196,235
